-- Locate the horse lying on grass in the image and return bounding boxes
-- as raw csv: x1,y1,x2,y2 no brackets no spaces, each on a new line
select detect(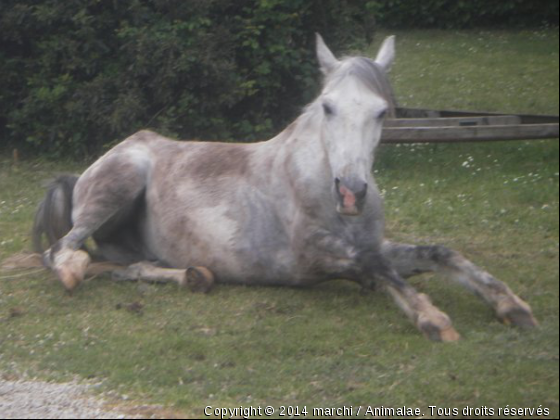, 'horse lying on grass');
32,34,537,341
